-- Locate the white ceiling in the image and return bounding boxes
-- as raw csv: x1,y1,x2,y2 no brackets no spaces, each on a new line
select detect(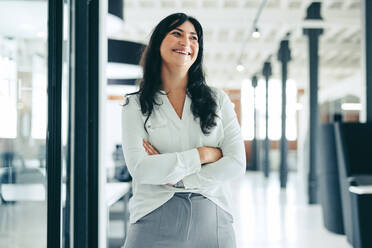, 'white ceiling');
0,0,362,99
110,0,362,92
